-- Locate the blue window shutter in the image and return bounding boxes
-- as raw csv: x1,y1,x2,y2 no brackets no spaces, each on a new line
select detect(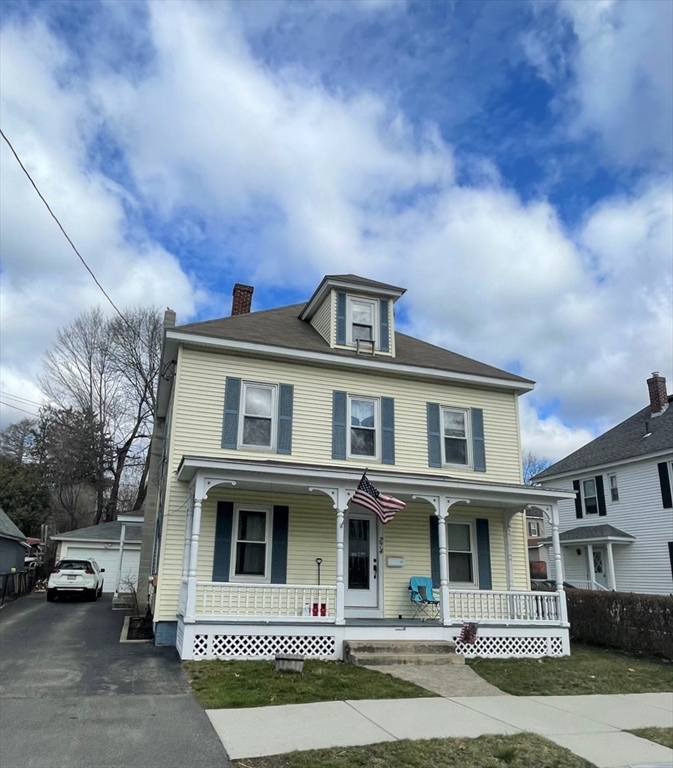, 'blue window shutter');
271,506,289,583
475,518,492,590
471,408,486,472
379,299,389,352
381,396,395,465
429,516,440,588
277,384,294,455
213,502,233,581
336,292,347,345
573,480,583,518
332,391,347,460
426,403,442,468
658,462,673,509
221,377,241,449
595,475,607,516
